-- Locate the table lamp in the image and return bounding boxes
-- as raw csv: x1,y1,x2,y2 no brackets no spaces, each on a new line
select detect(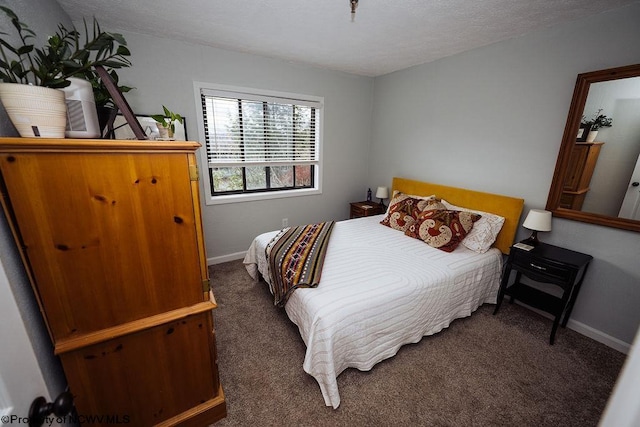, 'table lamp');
376,186,389,208
522,209,552,245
